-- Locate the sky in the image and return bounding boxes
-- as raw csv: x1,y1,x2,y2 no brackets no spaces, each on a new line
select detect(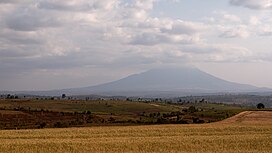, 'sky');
1,0,272,91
